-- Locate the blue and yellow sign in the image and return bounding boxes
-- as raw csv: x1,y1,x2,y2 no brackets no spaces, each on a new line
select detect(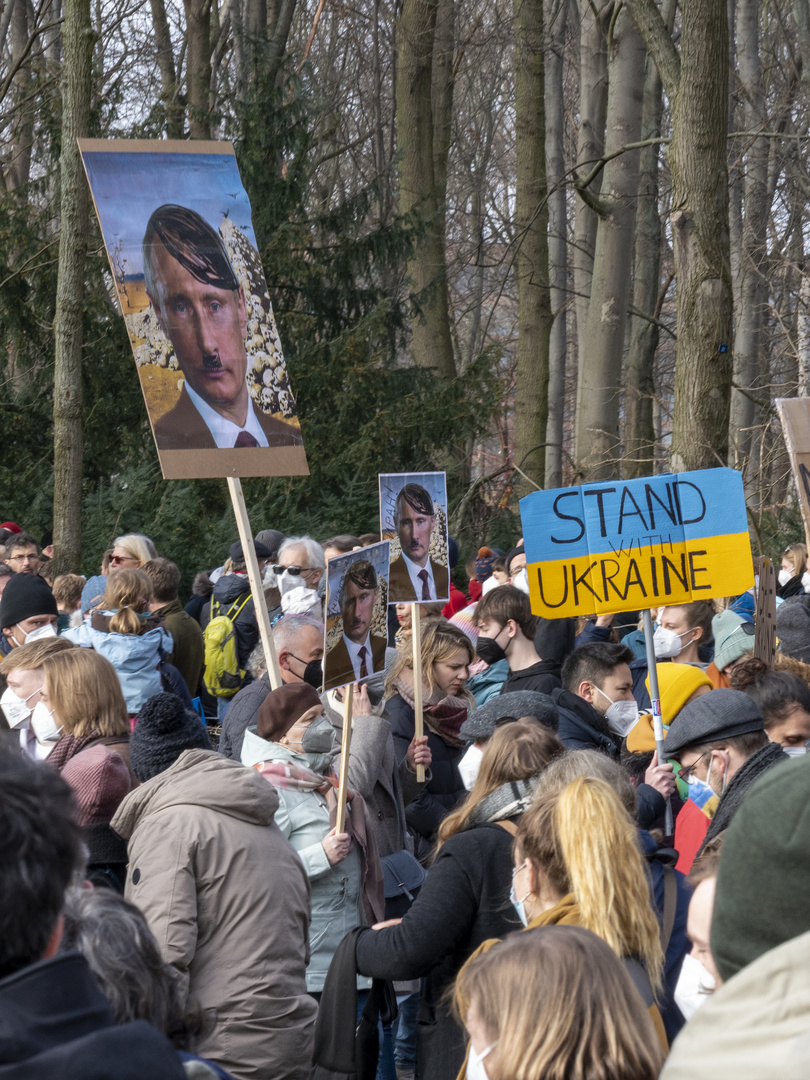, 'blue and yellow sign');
519,468,753,619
